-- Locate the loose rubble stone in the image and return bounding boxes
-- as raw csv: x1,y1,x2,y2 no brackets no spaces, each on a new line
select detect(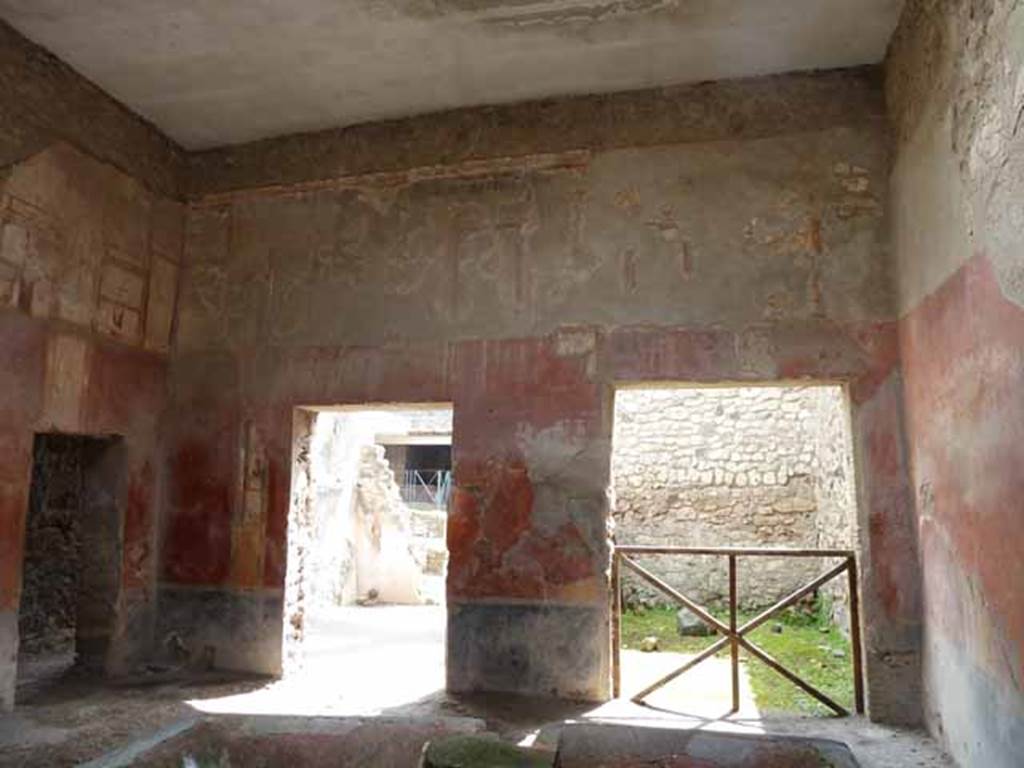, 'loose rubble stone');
639,636,660,652
677,608,714,637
